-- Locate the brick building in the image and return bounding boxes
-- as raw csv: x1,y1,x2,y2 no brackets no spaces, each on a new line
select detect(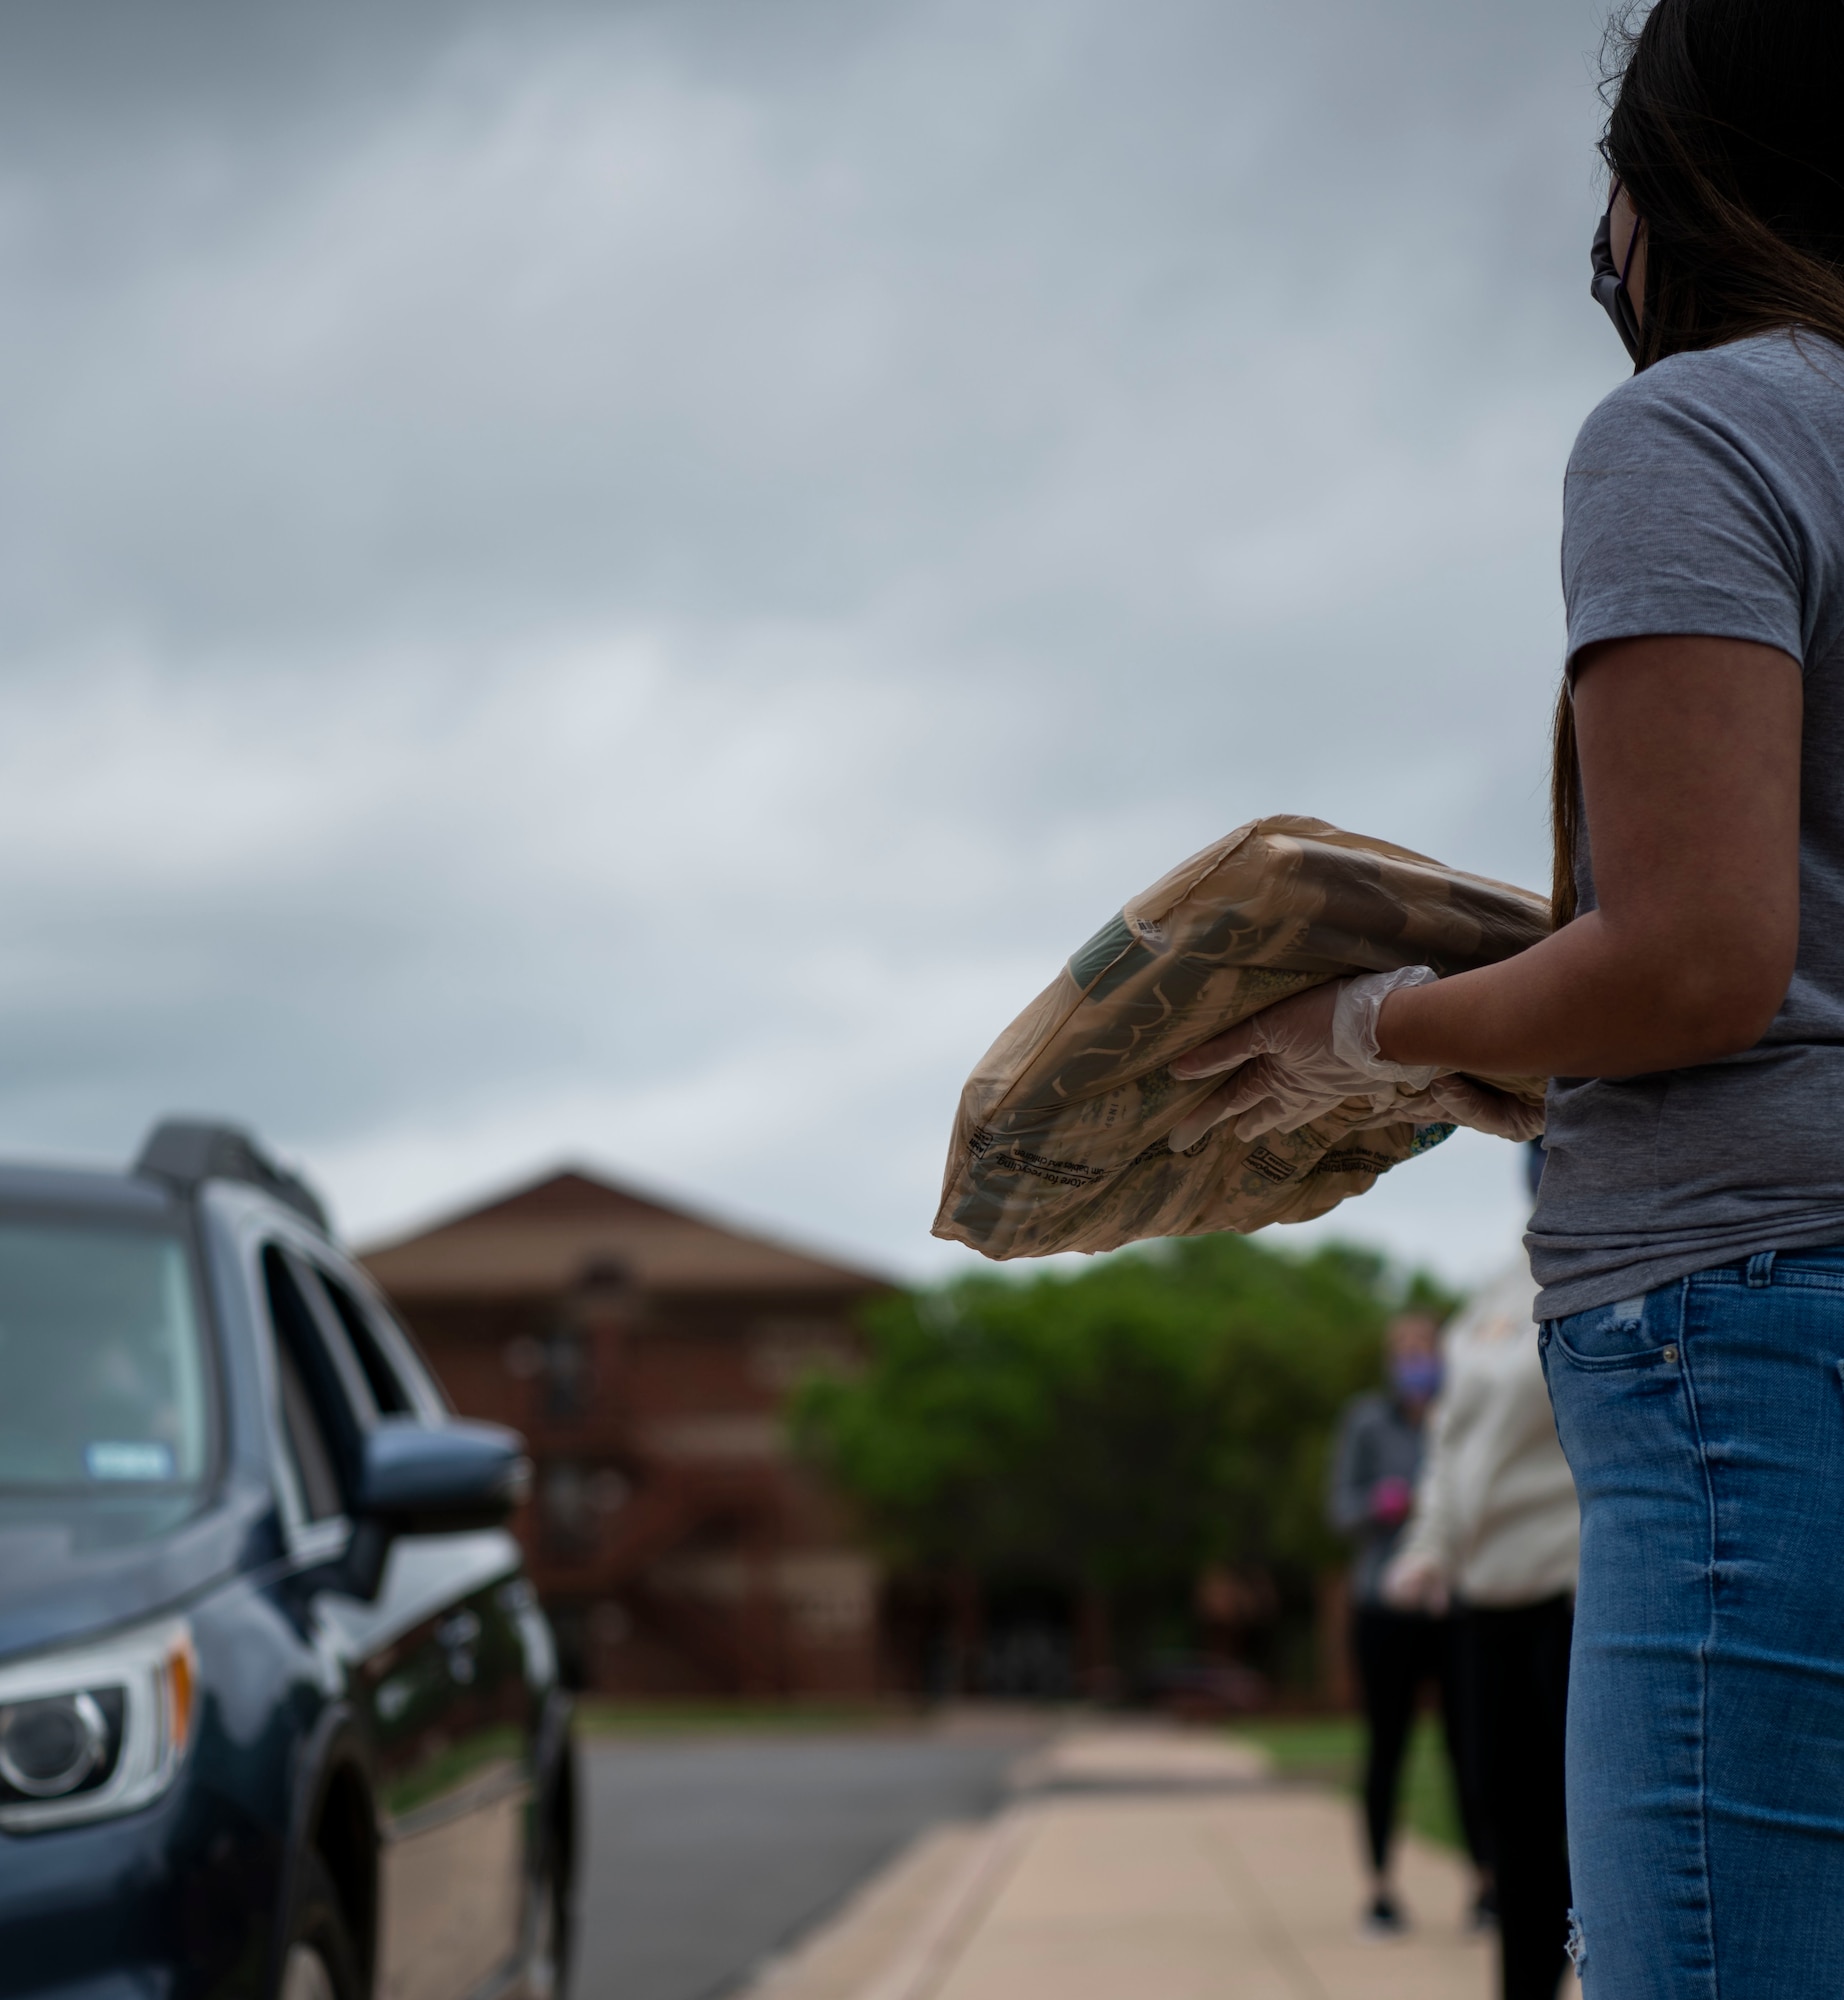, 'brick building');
360,1168,891,1697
